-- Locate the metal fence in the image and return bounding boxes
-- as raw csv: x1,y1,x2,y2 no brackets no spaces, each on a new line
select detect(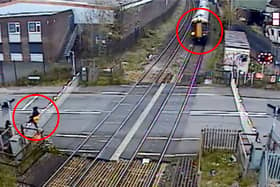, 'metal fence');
259,151,280,187
200,128,251,175
201,128,241,152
